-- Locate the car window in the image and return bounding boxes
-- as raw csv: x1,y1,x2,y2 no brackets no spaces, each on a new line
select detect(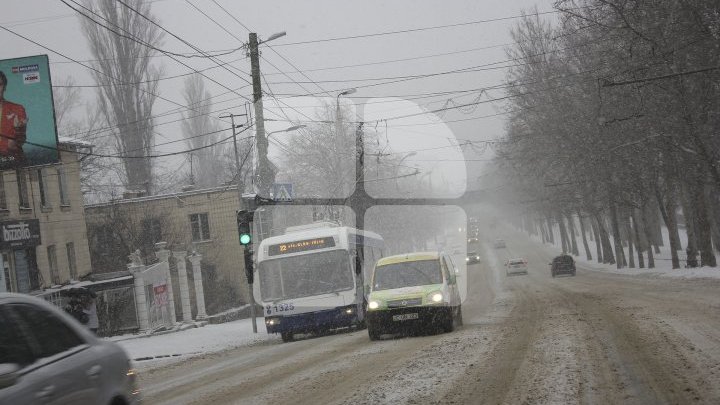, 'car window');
0,306,36,367
8,303,85,359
